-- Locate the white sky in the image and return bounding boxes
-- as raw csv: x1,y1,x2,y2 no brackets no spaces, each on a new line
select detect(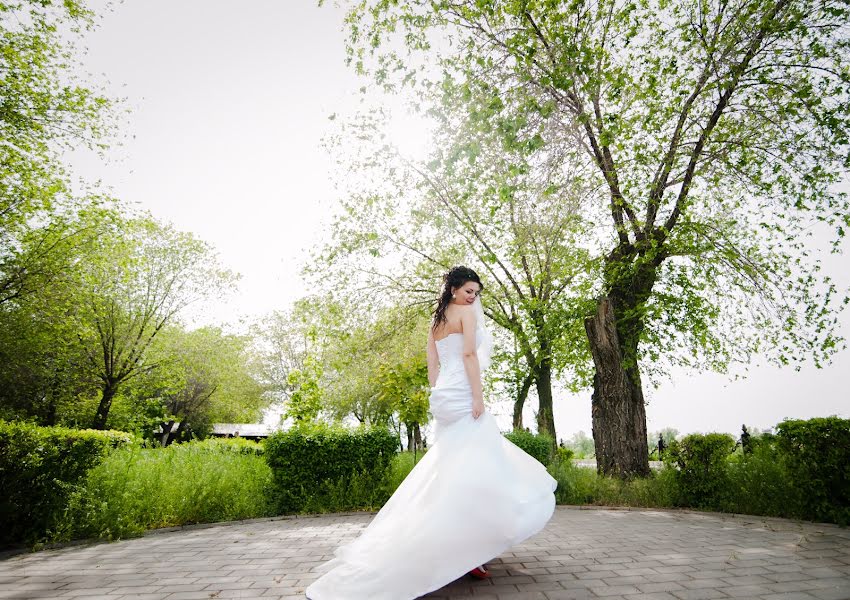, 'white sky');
69,0,848,440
